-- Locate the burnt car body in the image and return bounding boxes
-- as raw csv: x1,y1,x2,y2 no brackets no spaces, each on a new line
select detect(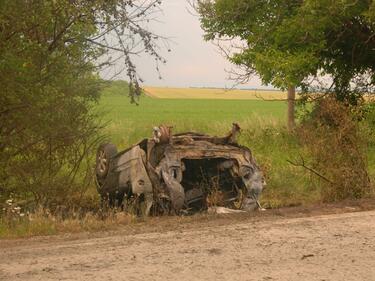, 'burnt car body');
95,124,264,215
